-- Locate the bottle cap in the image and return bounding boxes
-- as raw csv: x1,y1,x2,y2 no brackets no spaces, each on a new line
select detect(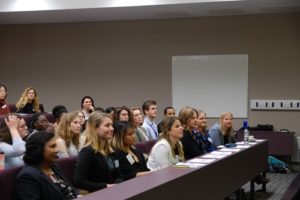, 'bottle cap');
243,120,248,129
